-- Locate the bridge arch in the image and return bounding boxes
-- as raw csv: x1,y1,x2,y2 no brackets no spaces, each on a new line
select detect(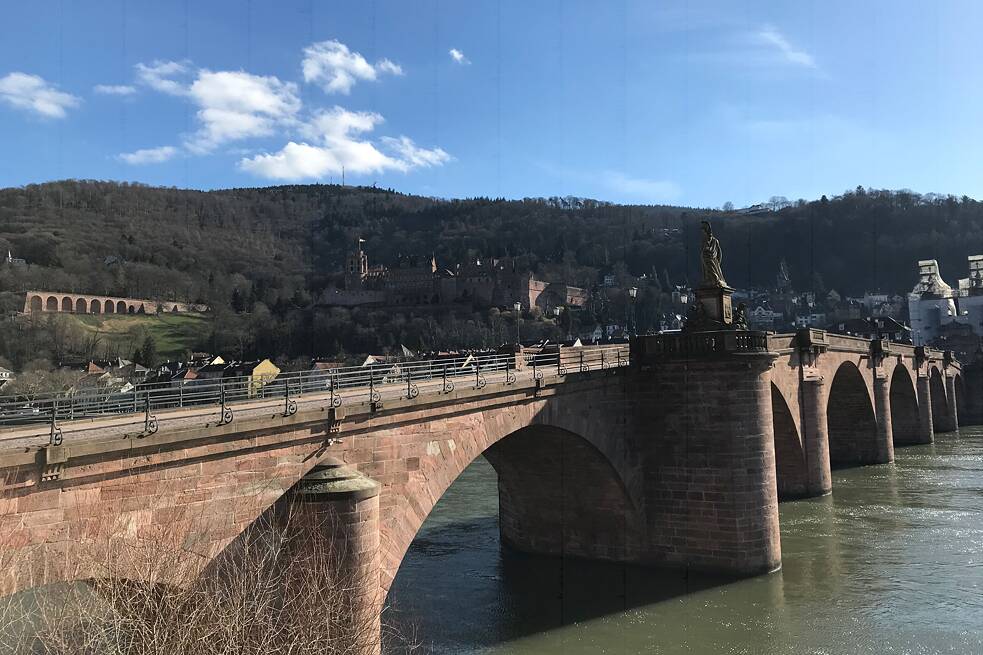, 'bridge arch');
929,367,953,432
771,383,806,499
955,374,966,421
104,299,114,314
45,296,58,311
378,400,642,595
90,299,101,314
890,364,921,446
116,300,126,314
60,297,72,312
30,295,42,313
826,361,878,467
75,297,87,314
